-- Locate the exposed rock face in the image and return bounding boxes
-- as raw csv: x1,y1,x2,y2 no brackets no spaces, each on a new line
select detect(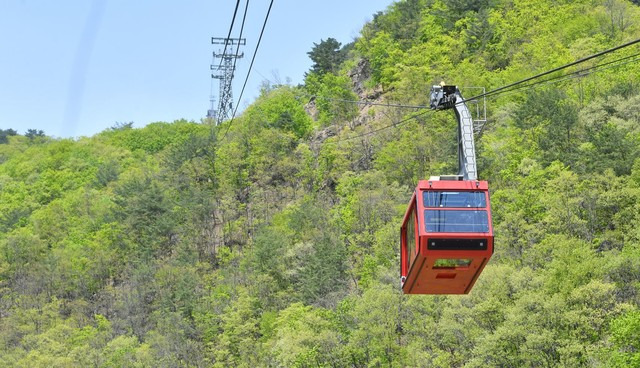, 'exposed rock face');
311,124,337,143
348,58,384,101
347,58,386,129
304,97,319,121
349,59,371,98
306,57,387,144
